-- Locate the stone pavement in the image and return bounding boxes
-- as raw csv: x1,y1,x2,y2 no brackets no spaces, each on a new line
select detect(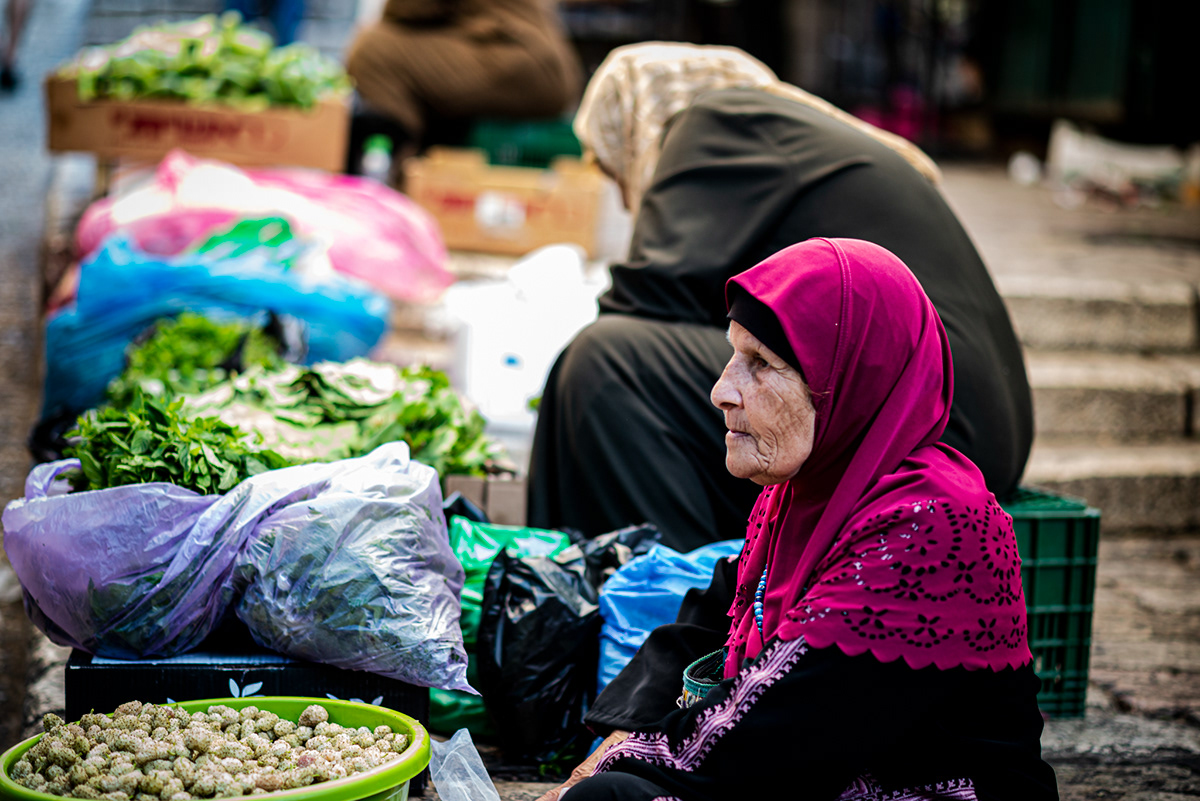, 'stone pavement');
1,0,1199,797
0,0,90,755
